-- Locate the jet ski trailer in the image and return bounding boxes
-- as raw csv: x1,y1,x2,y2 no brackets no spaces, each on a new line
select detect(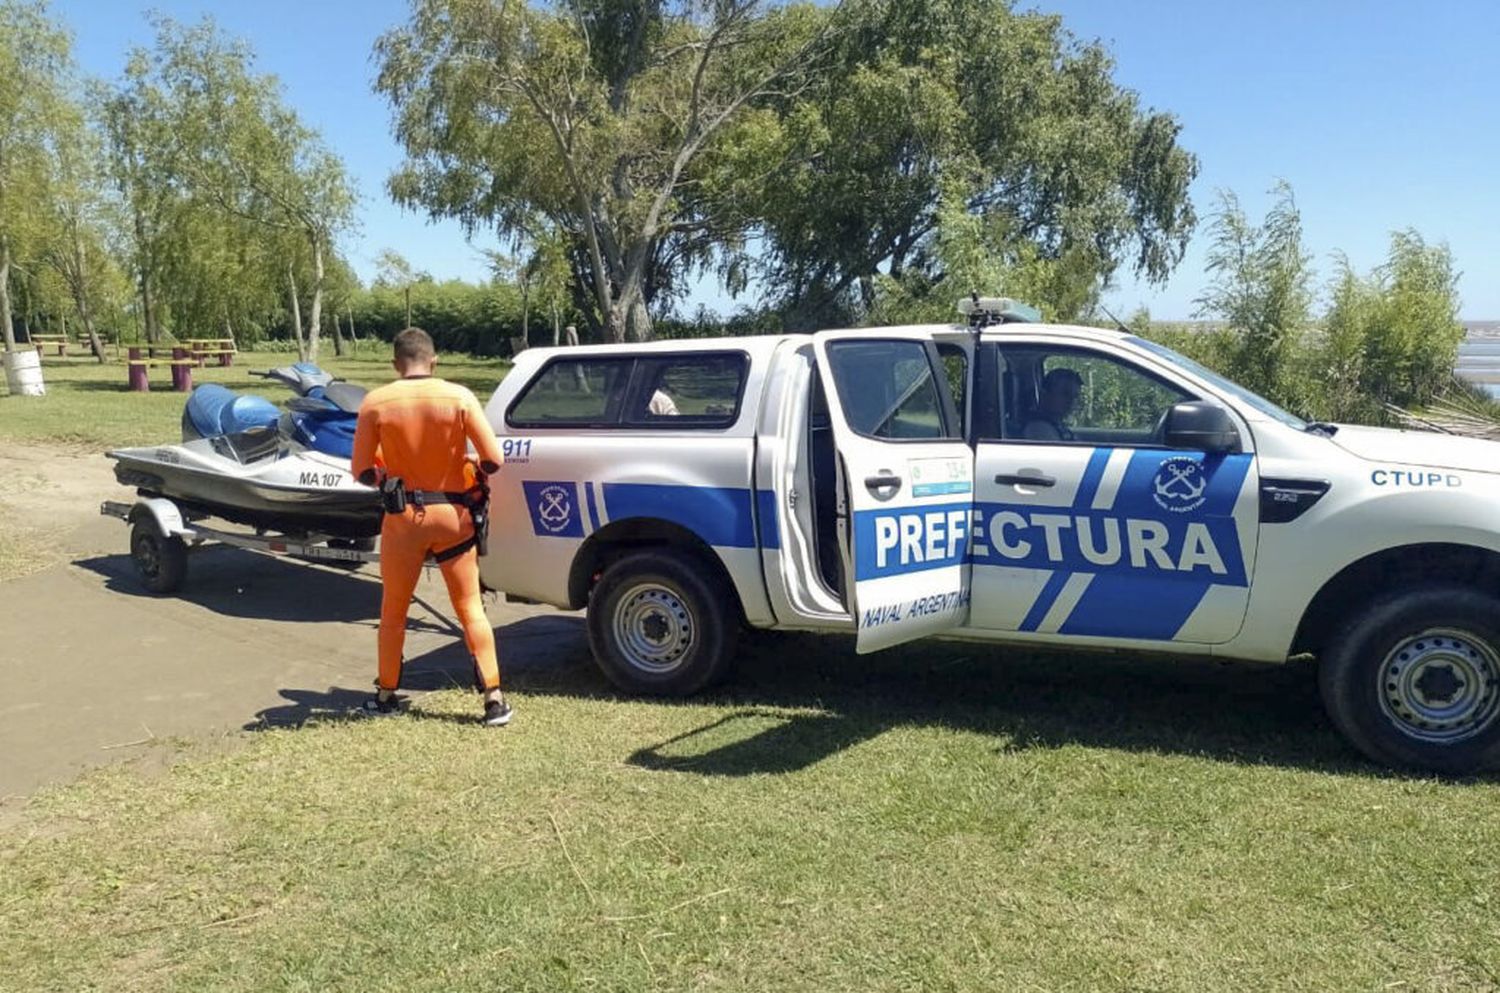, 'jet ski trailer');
99,495,394,595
